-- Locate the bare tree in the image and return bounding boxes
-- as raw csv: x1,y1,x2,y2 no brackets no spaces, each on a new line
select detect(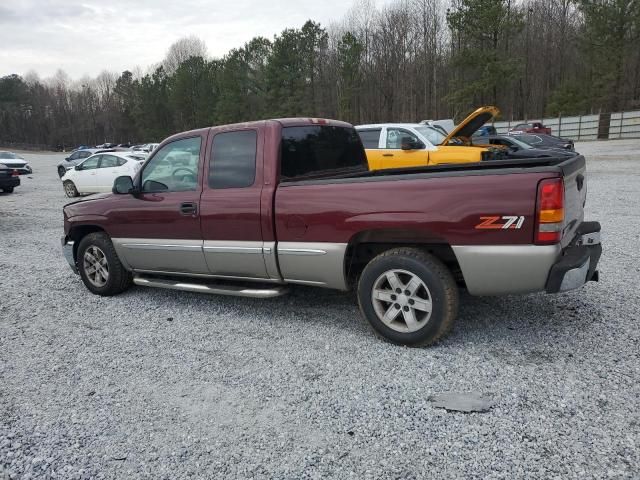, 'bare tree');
163,36,208,74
